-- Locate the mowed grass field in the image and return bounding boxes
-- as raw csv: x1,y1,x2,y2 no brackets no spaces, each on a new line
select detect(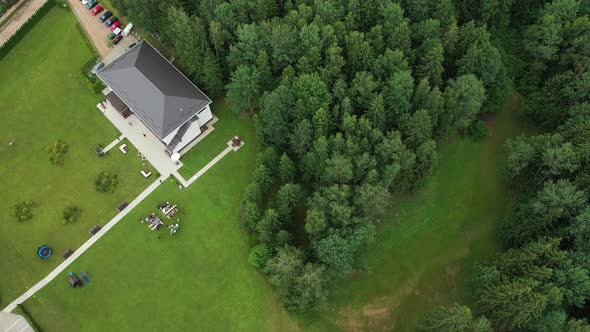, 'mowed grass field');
0,6,154,308
297,94,531,331
23,102,299,331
